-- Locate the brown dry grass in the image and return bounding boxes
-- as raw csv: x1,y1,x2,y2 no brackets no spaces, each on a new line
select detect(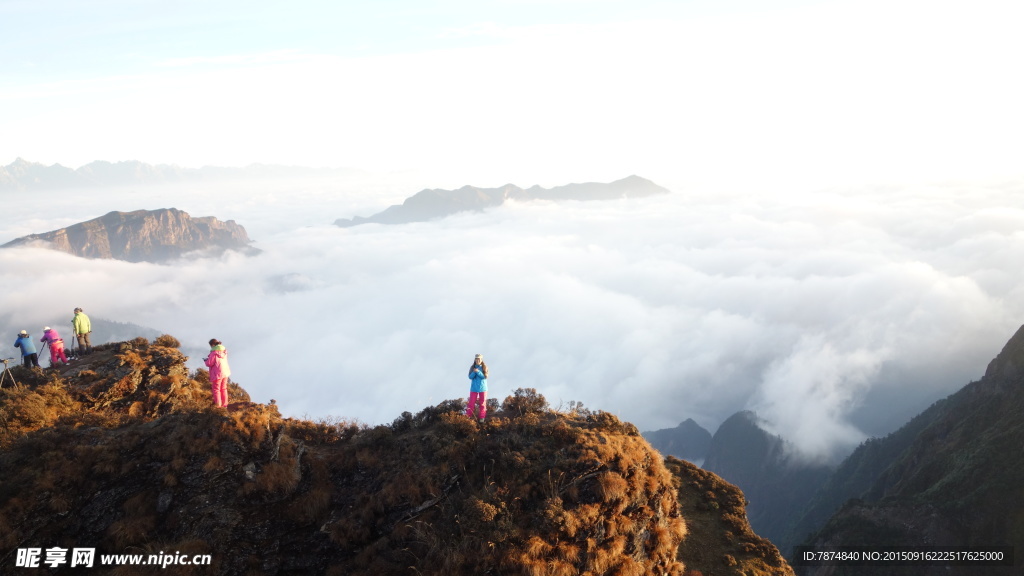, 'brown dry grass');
665,456,794,576
0,338,701,576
